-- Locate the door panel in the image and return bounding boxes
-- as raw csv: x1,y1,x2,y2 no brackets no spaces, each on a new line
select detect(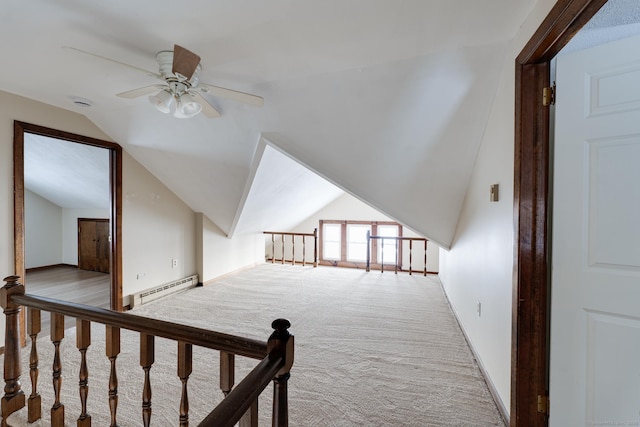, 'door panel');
586,311,640,423
551,34,640,426
78,219,110,273
78,220,96,271
95,220,110,273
